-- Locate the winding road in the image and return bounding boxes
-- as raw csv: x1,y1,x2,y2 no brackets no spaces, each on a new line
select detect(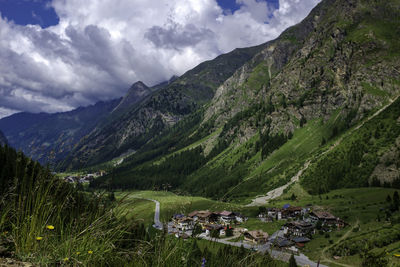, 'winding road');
147,198,163,230
144,197,326,267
